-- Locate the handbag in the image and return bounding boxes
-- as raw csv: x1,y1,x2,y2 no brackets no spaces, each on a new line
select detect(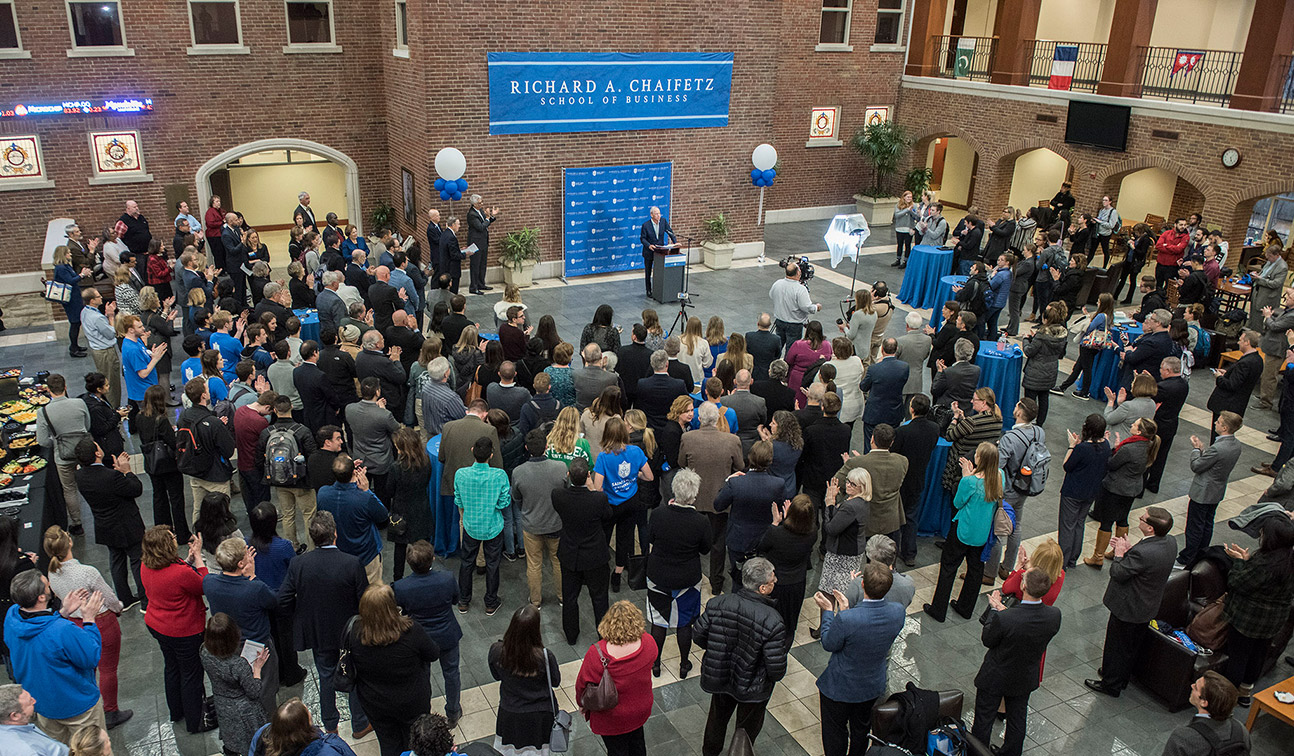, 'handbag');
544,648,573,752
464,365,483,403
43,279,72,304
334,616,360,693
578,641,620,712
992,500,1014,540
1185,593,1230,651
387,510,408,539
625,554,648,591
143,438,178,475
